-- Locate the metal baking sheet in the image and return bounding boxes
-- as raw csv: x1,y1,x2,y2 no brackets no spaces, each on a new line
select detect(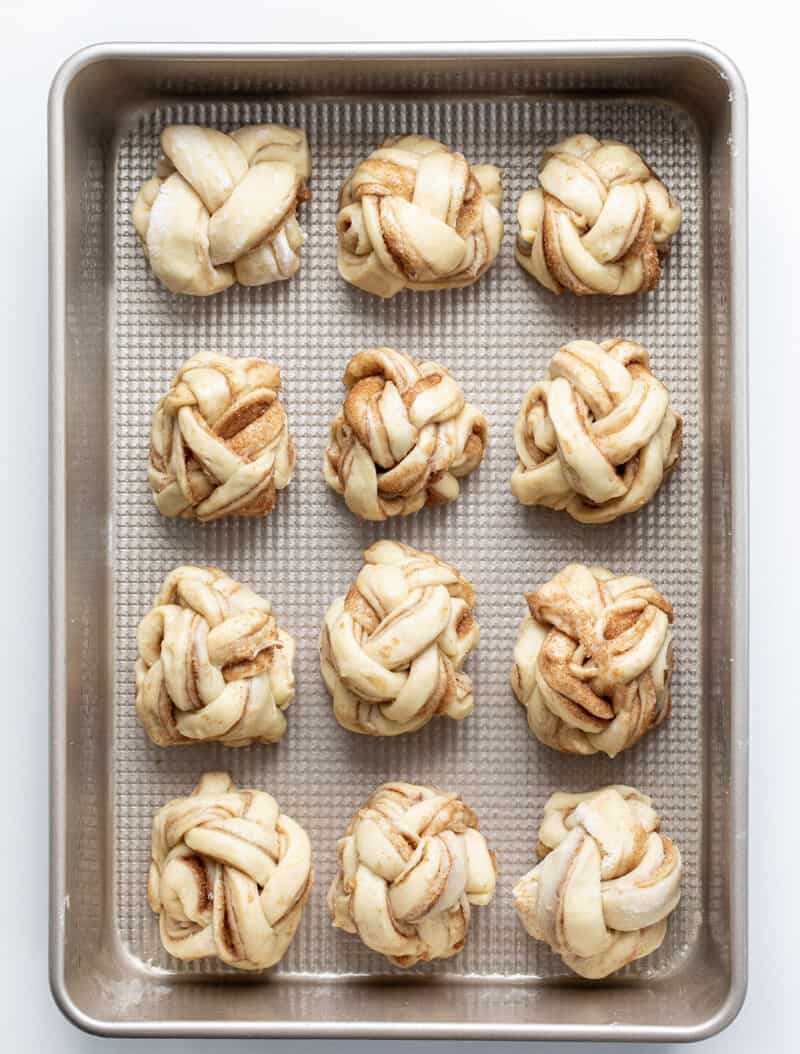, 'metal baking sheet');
49,42,748,1041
